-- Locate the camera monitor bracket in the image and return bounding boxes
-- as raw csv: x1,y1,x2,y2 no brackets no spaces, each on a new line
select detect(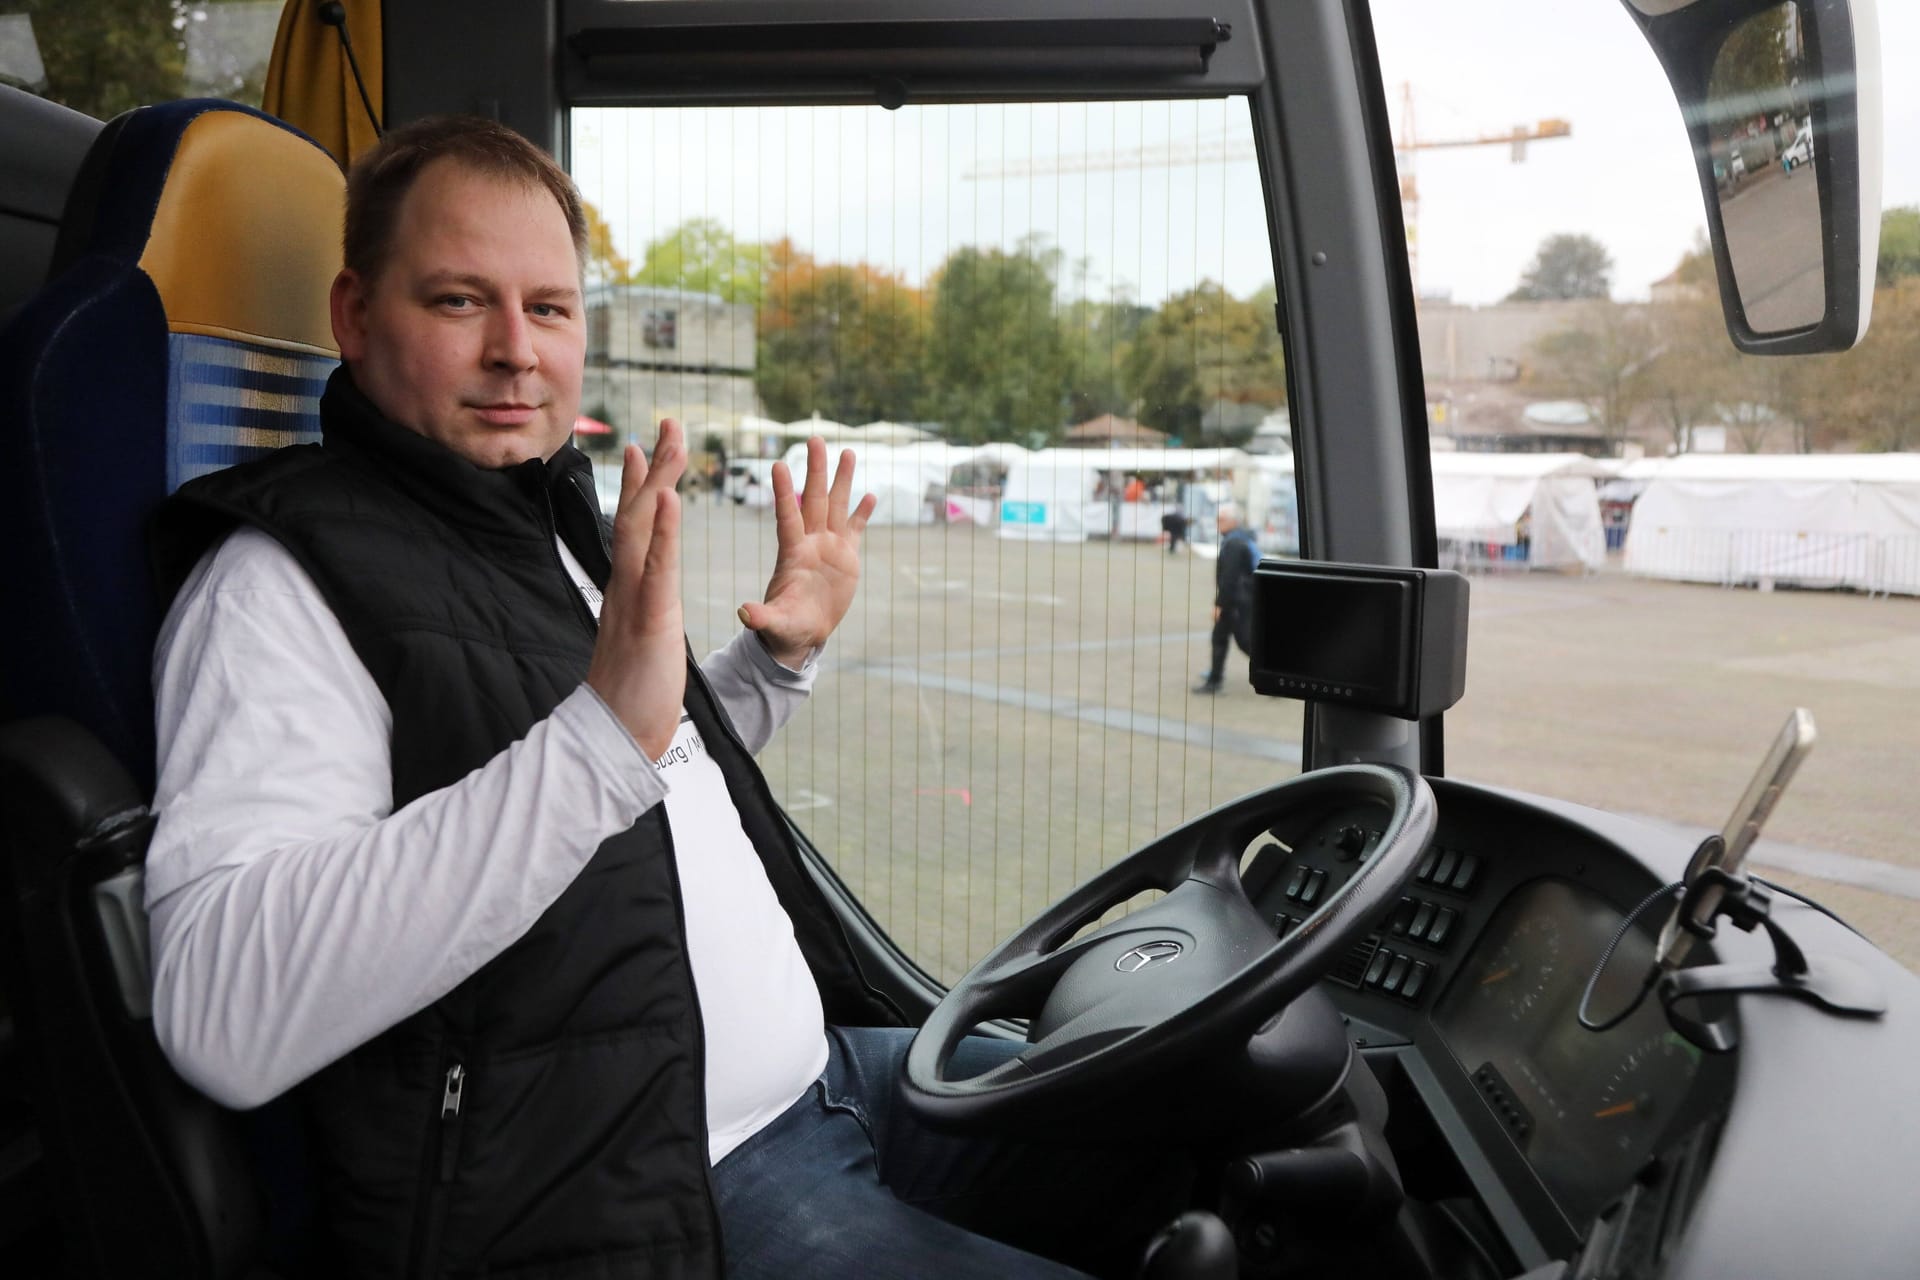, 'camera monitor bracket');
1248,561,1468,721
